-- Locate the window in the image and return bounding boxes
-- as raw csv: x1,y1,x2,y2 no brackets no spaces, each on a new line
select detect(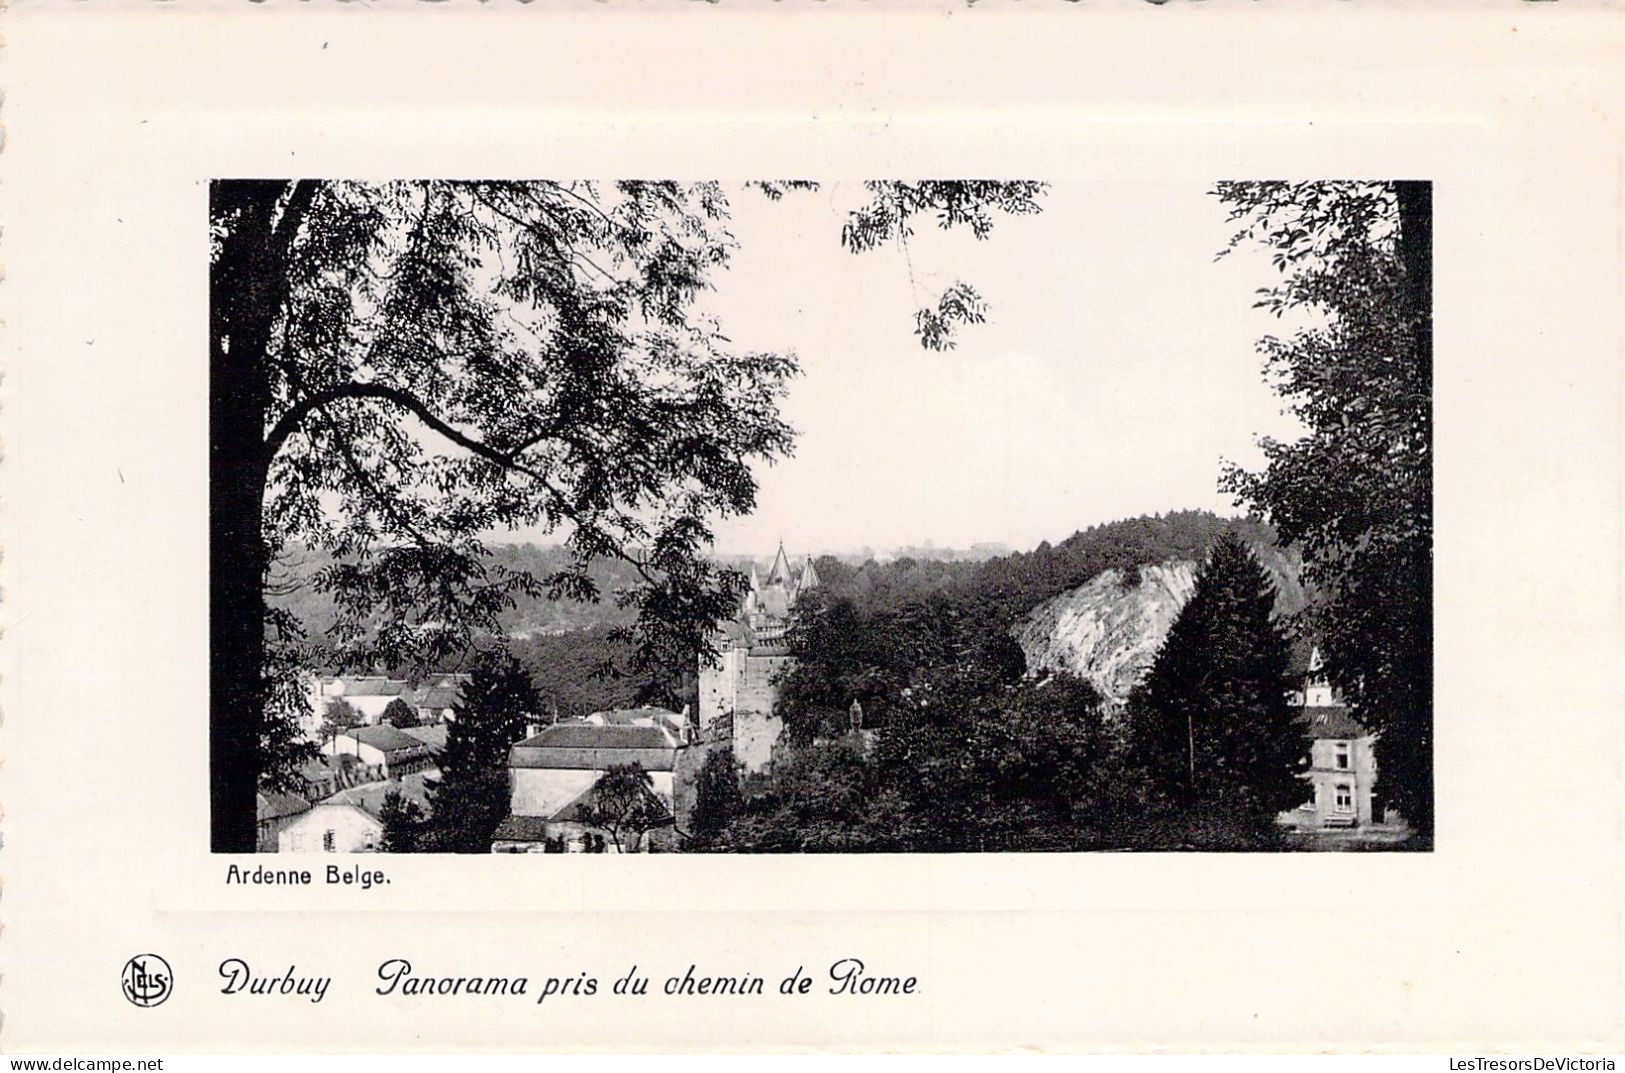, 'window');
323,829,336,852
1334,742,1351,770
1334,784,1353,811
